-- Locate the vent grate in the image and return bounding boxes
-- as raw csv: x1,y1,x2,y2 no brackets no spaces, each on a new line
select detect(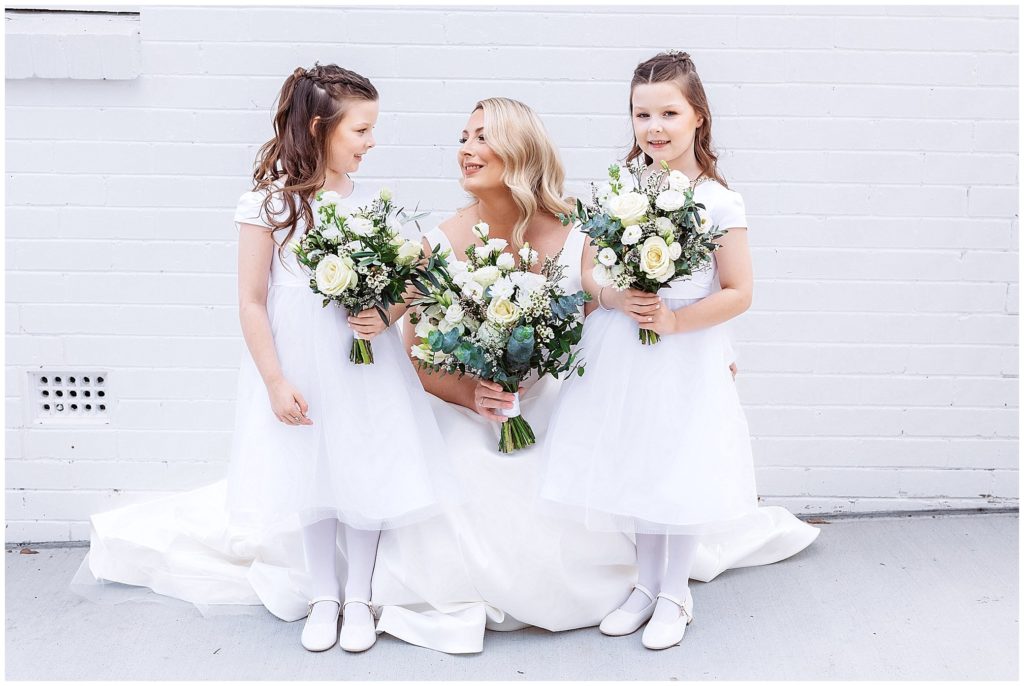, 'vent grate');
29,370,111,425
